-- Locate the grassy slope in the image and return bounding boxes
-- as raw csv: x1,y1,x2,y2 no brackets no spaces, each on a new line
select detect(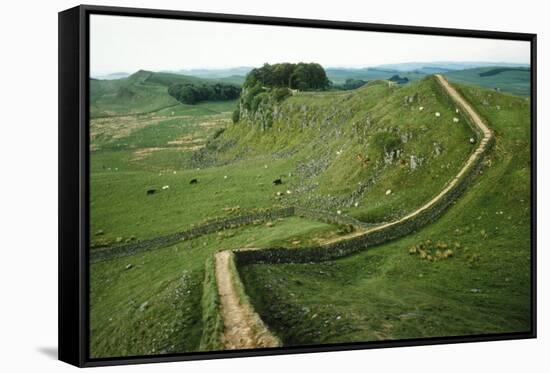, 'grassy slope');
446,67,530,97
90,216,339,357
89,72,530,357
90,70,230,118
239,83,531,345
327,66,530,97
92,78,475,244
217,78,473,223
